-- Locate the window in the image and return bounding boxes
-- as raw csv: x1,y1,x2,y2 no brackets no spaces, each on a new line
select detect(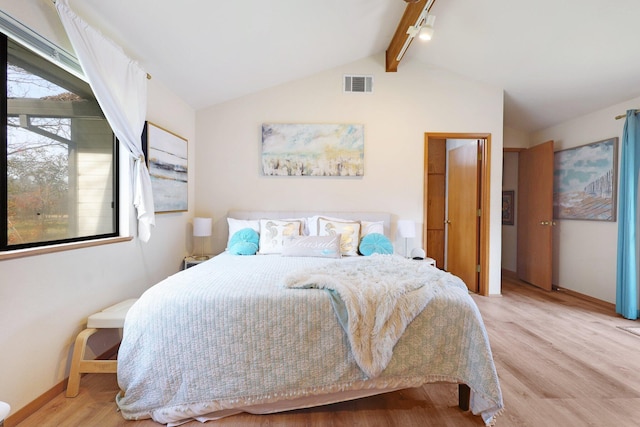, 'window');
1,33,118,251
